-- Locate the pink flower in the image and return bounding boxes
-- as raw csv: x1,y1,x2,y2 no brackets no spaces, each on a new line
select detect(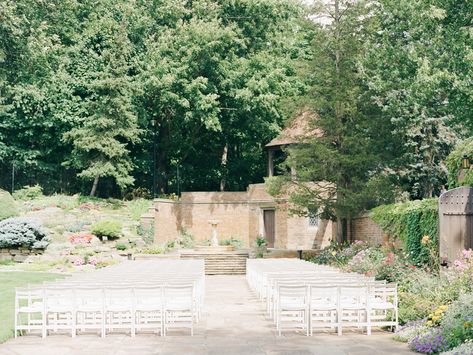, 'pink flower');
462,249,472,260
72,257,84,266
88,256,99,266
453,259,467,271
